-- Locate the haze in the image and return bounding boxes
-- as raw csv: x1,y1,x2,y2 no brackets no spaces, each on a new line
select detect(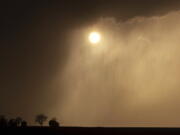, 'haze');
1,0,180,127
